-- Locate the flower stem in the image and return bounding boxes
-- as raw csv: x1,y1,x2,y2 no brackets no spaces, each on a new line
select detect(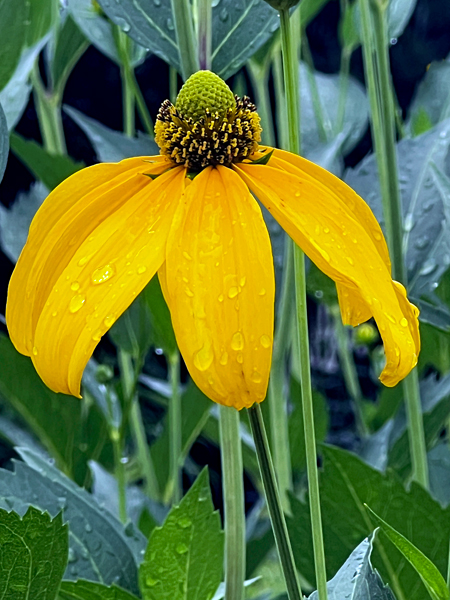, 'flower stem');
279,8,329,600
167,352,182,504
247,58,276,147
359,0,429,489
31,63,66,155
197,0,212,70
111,428,127,523
130,71,154,138
171,0,199,81
219,405,245,600
248,404,302,600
